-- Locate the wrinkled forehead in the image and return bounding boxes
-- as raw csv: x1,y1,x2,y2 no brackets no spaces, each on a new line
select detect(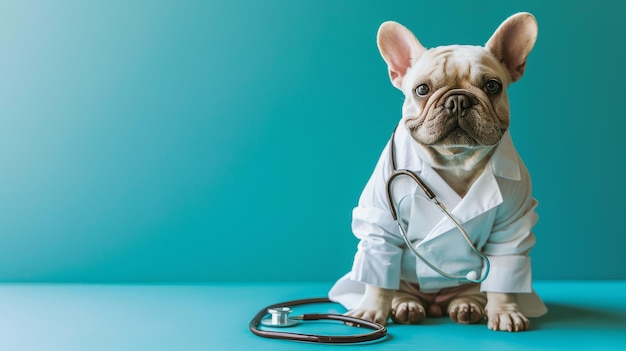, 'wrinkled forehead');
403,45,508,89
